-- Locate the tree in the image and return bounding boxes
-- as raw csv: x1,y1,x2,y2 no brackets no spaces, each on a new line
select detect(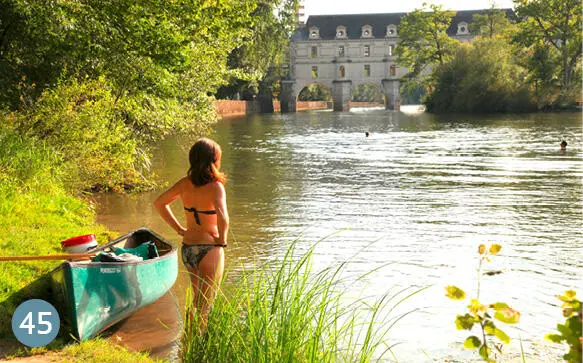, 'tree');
0,0,257,107
425,37,535,113
513,0,582,93
298,84,331,101
217,0,299,104
395,3,460,86
471,4,514,38
0,0,259,189
352,84,383,103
